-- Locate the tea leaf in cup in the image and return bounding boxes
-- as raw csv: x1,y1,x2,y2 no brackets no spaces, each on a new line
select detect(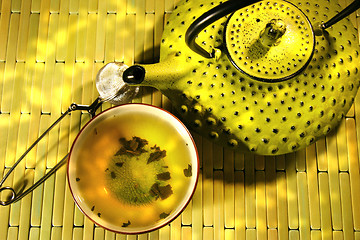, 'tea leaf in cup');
160,212,170,219
157,172,171,181
122,220,131,227
183,164,192,177
148,150,166,164
149,183,173,200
